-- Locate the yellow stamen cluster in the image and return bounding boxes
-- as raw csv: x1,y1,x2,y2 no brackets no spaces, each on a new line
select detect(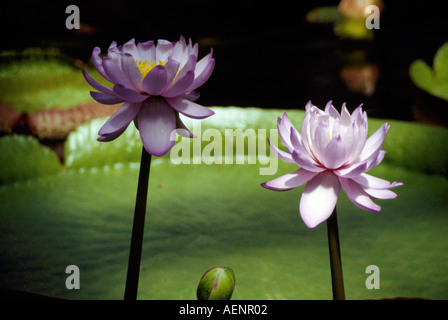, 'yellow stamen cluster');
136,60,166,79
